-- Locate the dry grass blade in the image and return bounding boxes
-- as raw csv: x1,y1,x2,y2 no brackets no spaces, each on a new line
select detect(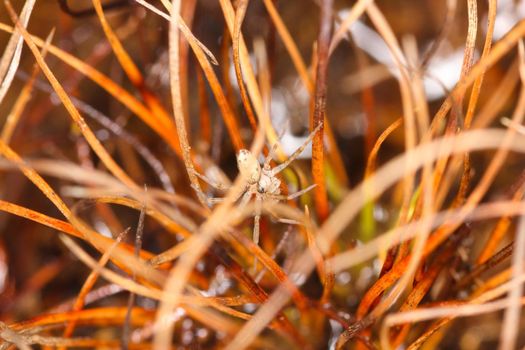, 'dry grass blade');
302,206,330,302
0,322,32,350
383,268,525,349
3,156,198,228
361,117,402,238
365,34,435,335
0,198,170,277
196,65,212,147
132,0,218,65
329,0,372,55
122,202,146,349
1,29,53,144
0,138,74,221
365,4,417,241
476,165,525,264
92,0,144,91
365,118,402,177
168,0,208,208
499,212,525,348
473,58,519,129
0,0,35,106
458,0,478,86
0,146,175,286
388,242,457,349
232,0,258,132
464,0,496,128
93,196,195,235
430,19,525,134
